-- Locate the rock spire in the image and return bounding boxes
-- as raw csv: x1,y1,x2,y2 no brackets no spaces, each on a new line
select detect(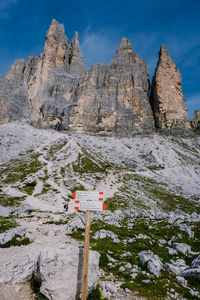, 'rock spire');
191,109,200,132
68,31,86,74
150,46,191,130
